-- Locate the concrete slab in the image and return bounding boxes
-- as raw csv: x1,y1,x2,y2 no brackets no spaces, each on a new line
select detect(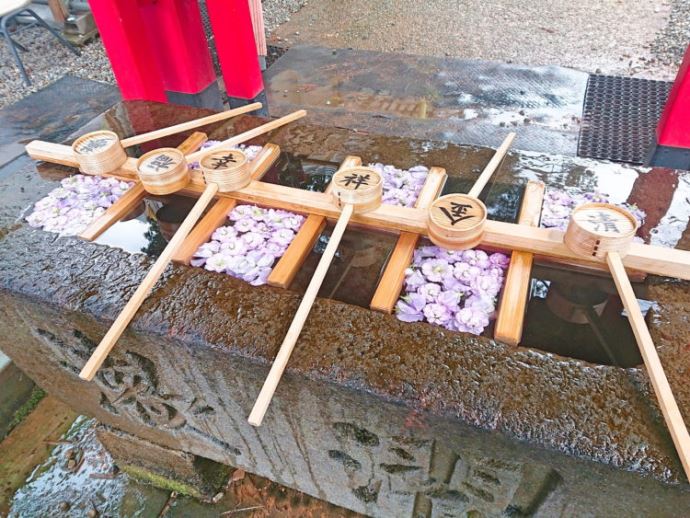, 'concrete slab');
266,45,587,155
0,75,120,167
